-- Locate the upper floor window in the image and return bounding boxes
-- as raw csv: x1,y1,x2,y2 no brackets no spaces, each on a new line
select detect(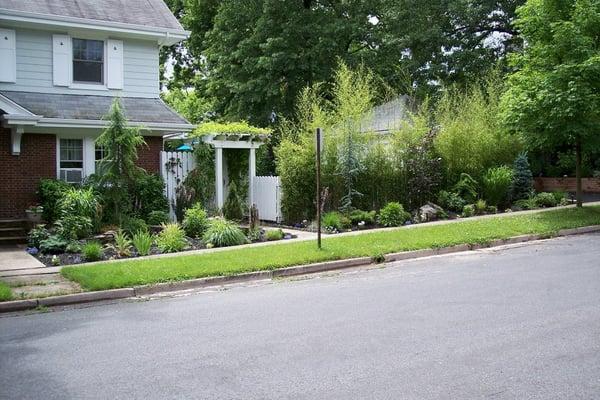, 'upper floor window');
73,38,104,84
